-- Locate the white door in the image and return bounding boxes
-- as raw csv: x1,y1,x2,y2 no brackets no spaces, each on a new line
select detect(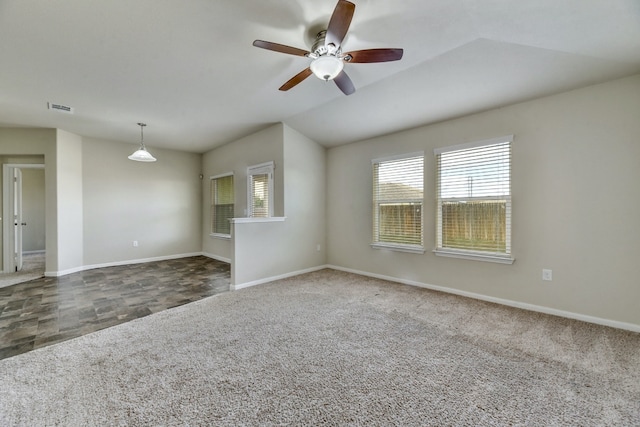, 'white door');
3,163,44,274
13,167,24,271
